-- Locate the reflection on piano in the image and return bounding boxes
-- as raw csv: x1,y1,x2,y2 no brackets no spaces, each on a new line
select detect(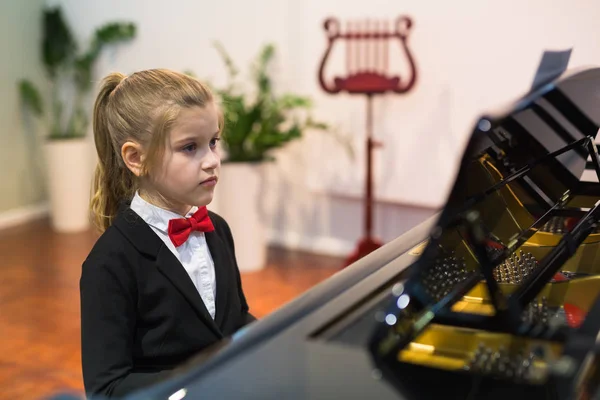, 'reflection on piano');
369,67,600,400
122,67,600,400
